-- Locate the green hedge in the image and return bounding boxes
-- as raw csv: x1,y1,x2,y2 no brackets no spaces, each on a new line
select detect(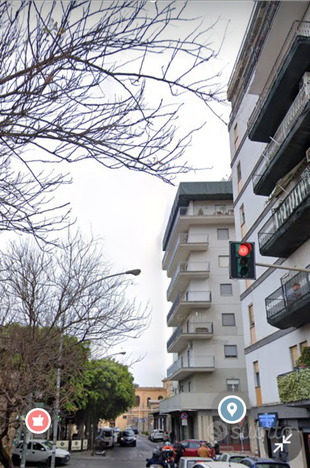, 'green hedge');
277,368,310,403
